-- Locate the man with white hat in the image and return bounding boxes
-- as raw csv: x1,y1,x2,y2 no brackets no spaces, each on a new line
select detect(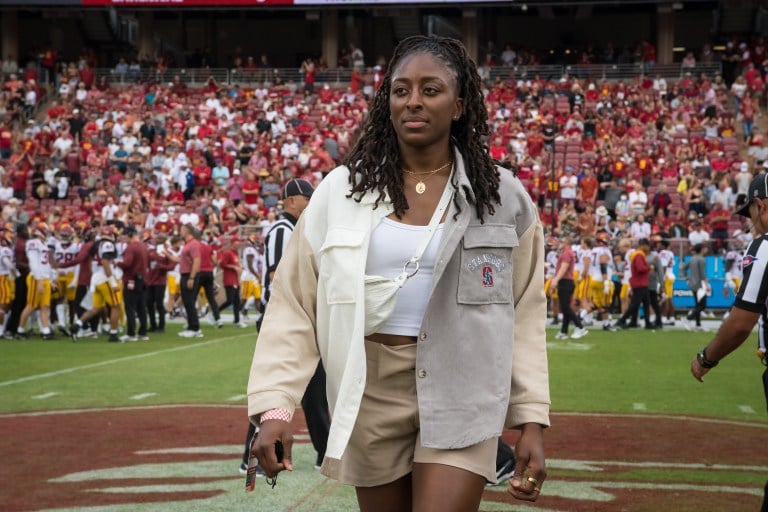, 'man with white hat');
691,172,768,512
